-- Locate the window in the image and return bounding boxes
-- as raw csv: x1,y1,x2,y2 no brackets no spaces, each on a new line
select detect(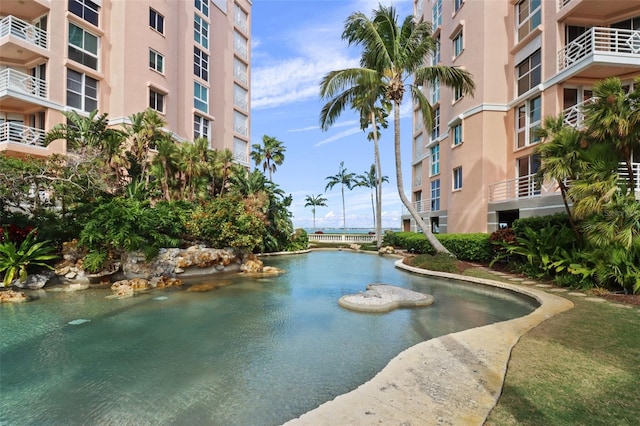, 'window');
194,115,210,141
431,77,440,104
432,0,442,28
235,4,248,33
234,111,248,136
430,144,440,176
235,31,248,59
414,133,423,158
453,123,463,145
431,179,441,211
68,0,99,26
234,137,248,163
517,155,540,197
195,0,209,17
516,96,541,148
234,58,248,84
453,167,463,190
516,0,541,41
517,49,541,96
68,23,99,70
194,82,208,113
149,89,164,113
432,35,441,65
149,8,164,34
453,85,463,102
194,47,209,81
234,84,248,111
194,14,209,49
149,49,164,73
454,0,464,12
431,107,440,140
66,68,97,112
453,31,463,57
